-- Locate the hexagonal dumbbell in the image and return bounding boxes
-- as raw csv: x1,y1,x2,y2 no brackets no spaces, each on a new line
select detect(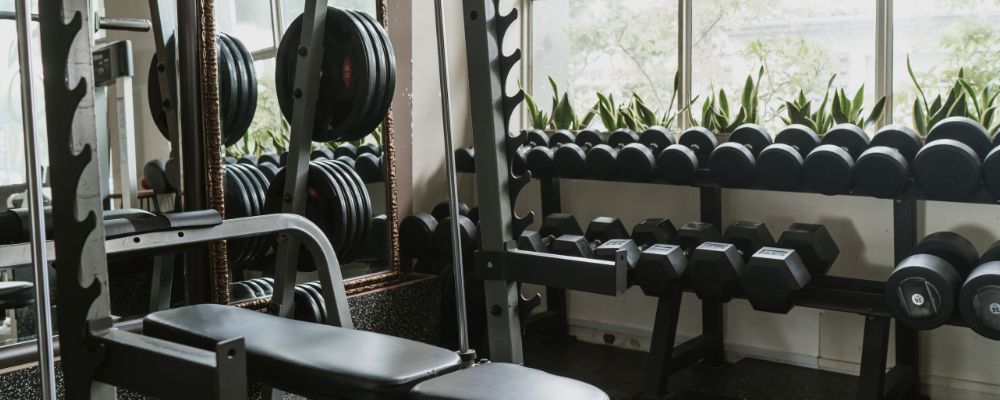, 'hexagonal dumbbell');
687,221,774,301
594,218,678,285
517,213,583,253
632,221,716,297
742,223,839,313
550,217,628,258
